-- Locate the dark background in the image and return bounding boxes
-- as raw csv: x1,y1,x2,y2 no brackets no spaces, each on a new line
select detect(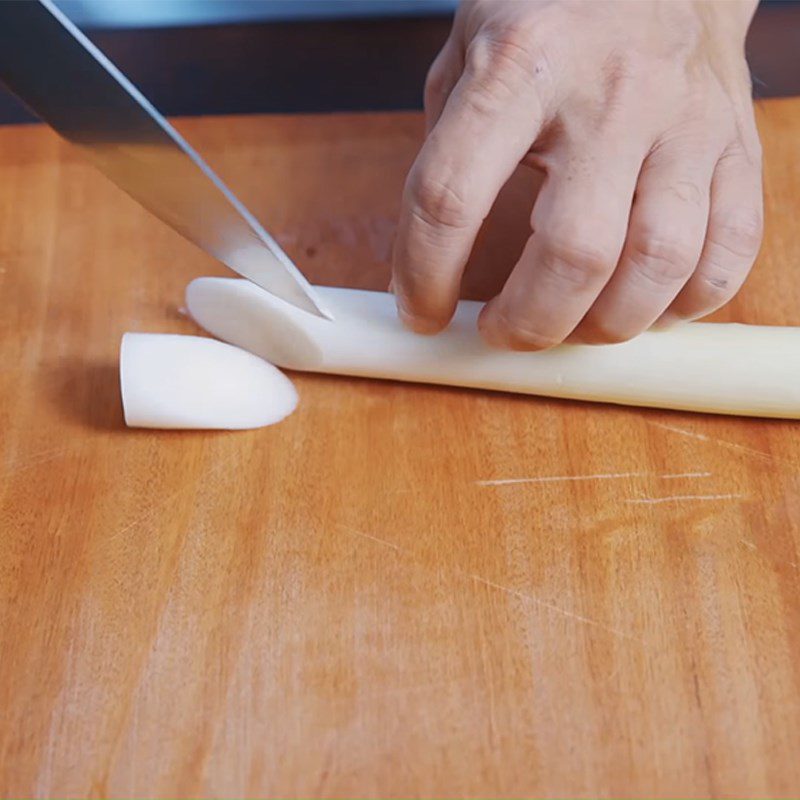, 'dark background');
1,0,798,124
